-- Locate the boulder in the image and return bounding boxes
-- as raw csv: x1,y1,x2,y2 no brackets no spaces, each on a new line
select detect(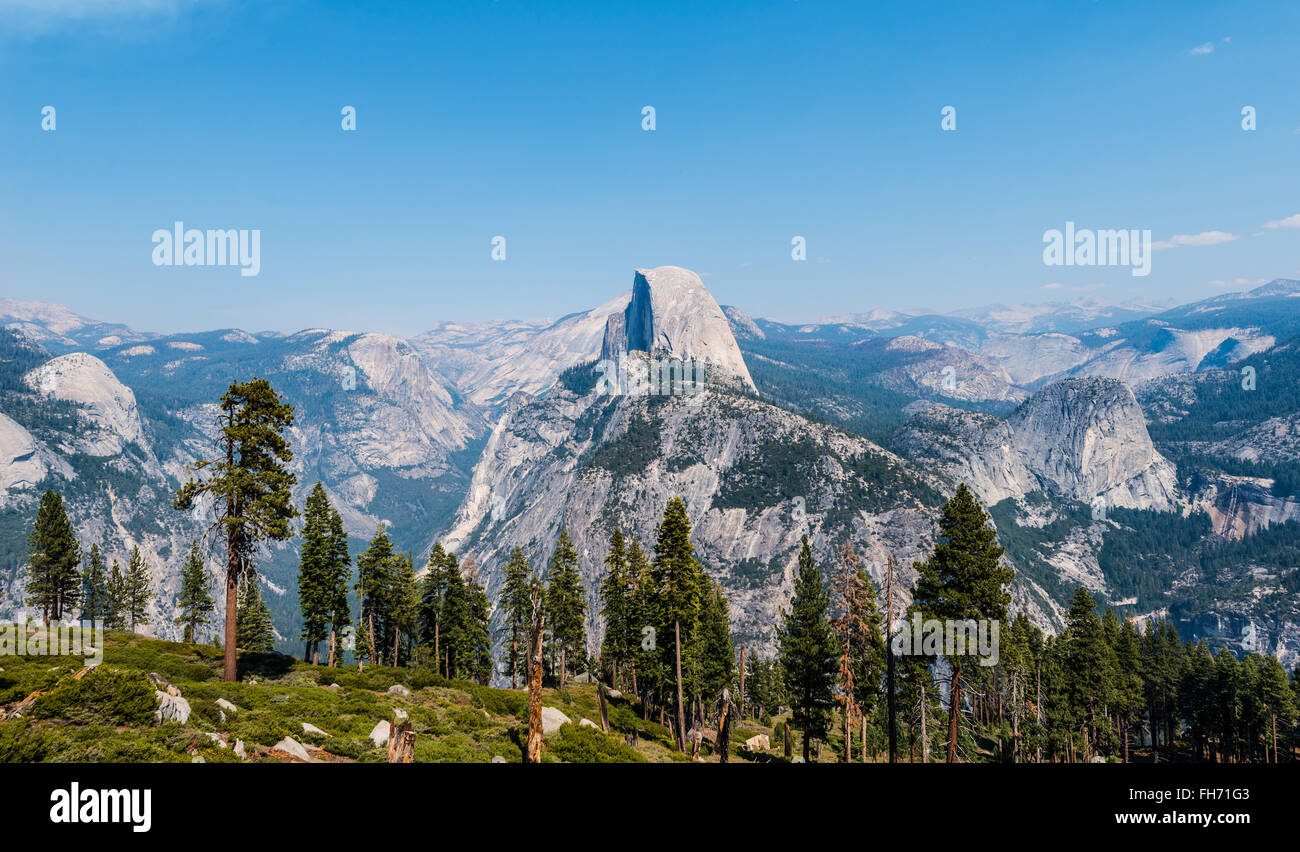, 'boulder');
216,698,239,714
387,684,410,696
540,706,571,734
368,720,392,747
272,736,314,763
153,691,191,724
579,718,598,729
234,740,246,760
393,708,408,721
203,732,228,748
606,689,622,699
744,734,771,752
301,722,330,737
491,755,507,763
